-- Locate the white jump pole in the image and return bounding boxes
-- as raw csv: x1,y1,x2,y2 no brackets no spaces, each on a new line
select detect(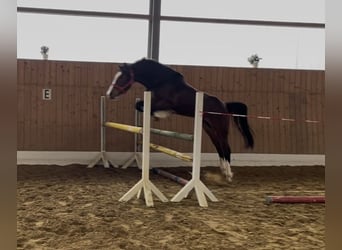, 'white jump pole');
87,96,118,168
171,92,218,207
119,91,168,207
